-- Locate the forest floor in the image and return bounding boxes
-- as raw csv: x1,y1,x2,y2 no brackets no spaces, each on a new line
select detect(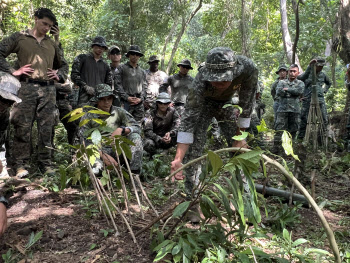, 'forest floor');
0,136,350,263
